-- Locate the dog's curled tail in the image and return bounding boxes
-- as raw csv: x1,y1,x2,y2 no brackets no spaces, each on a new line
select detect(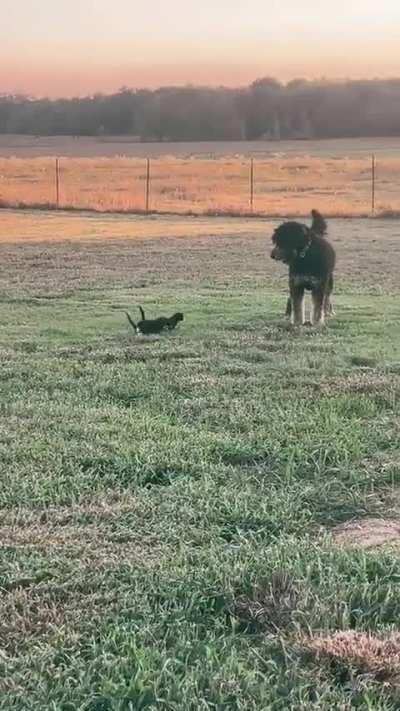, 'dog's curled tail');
139,306,145,321
125,312,137,332
311,209,327,235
